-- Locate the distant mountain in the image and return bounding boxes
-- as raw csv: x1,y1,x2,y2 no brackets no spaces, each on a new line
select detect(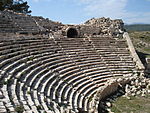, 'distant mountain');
124,24,150,32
